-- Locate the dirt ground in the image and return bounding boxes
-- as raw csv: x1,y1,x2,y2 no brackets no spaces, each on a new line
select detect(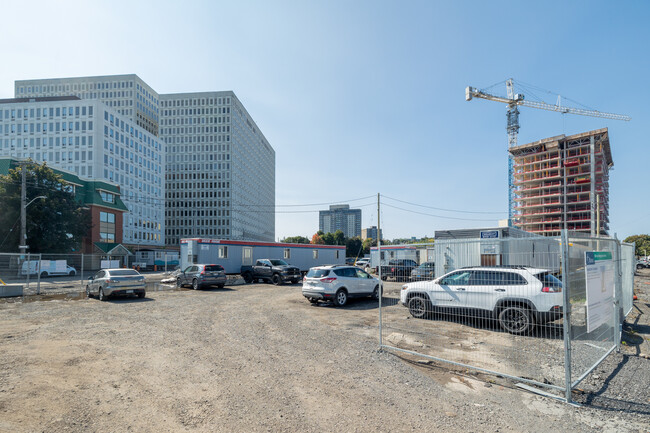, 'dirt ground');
0,273,649,432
